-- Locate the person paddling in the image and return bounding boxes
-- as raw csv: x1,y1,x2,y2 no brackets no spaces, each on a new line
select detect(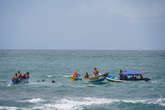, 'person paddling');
93,67,99,76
